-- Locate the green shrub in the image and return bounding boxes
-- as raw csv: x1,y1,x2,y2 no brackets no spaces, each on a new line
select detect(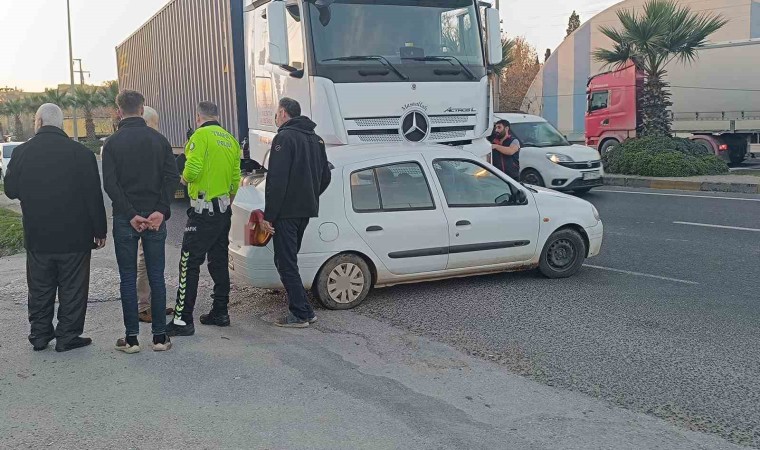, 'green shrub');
0,208,24,257
602,136,728,177
81,139,103,155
